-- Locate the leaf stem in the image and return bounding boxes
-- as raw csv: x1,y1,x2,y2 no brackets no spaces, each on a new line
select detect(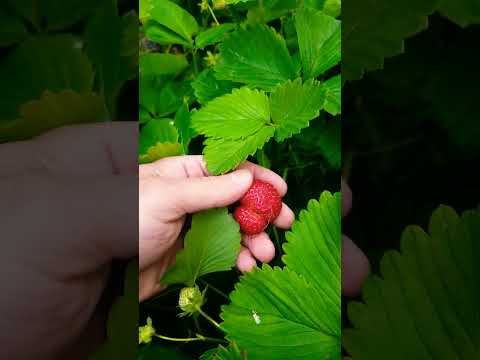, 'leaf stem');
196,306,225,332
207,5,220,26
272,227,282,255
192,49,199,77
198,278,229,300
154,333,225,344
